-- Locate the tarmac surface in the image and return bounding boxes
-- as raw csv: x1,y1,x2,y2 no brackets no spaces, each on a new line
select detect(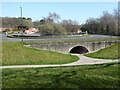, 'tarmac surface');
0,34,119,42
0,54,119,69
